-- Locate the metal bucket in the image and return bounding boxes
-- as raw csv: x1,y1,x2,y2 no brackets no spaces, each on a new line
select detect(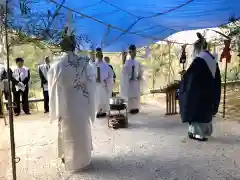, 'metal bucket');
109,97,125,105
